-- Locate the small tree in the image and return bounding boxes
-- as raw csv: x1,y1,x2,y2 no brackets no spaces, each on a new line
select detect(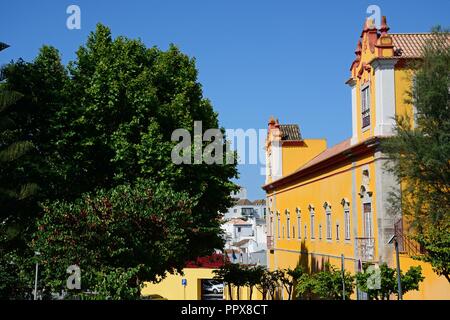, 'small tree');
356,263,424,300
295,273,316,300
245,265,265,300
267,270,283,300
312,263,355,300
255,268,271,300
279,266,303,300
